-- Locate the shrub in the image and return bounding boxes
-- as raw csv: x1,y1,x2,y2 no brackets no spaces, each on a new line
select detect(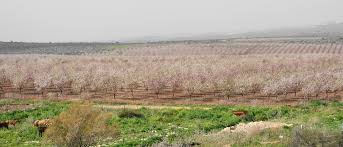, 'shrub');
118,109,144,118
291,126,343,147
309,100,328,107
43,103,119,147
241,113,255,122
